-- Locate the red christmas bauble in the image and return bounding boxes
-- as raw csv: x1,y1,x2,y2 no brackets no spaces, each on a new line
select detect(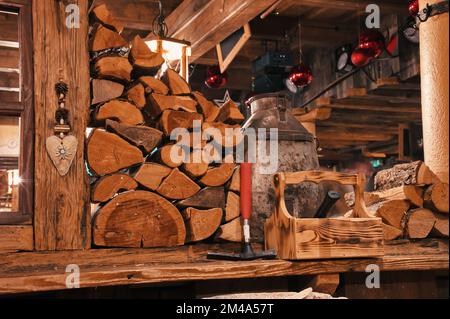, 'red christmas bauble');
289,63,313,88
205,66,227,89
351,47,375,67
358,29,386,58
408,0,419,16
